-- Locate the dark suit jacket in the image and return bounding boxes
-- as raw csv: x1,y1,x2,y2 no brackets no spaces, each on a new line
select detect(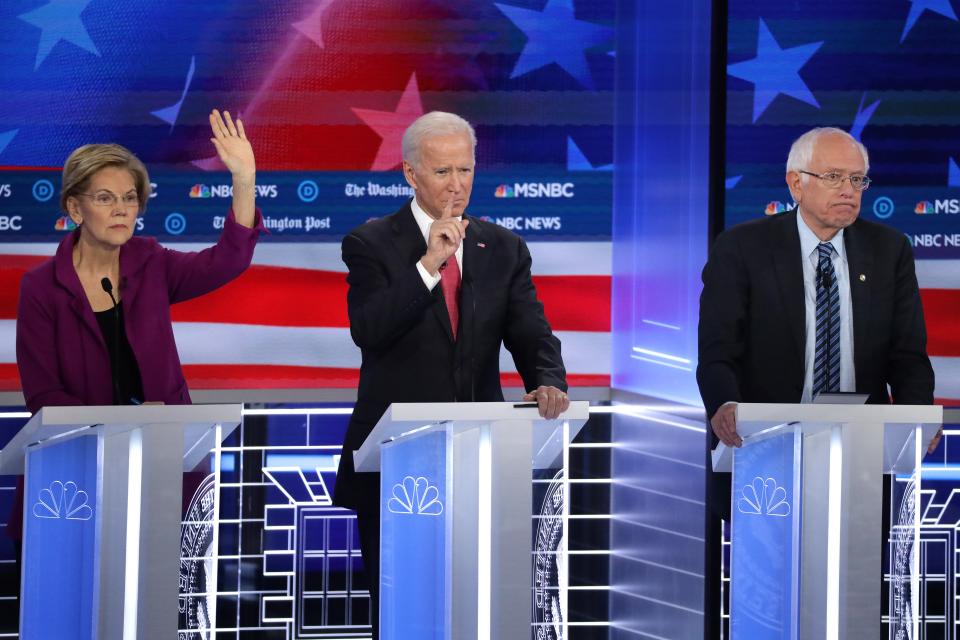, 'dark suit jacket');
697,209,934,416
333,201,567,510
10,209,262,543
697,209,934,517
